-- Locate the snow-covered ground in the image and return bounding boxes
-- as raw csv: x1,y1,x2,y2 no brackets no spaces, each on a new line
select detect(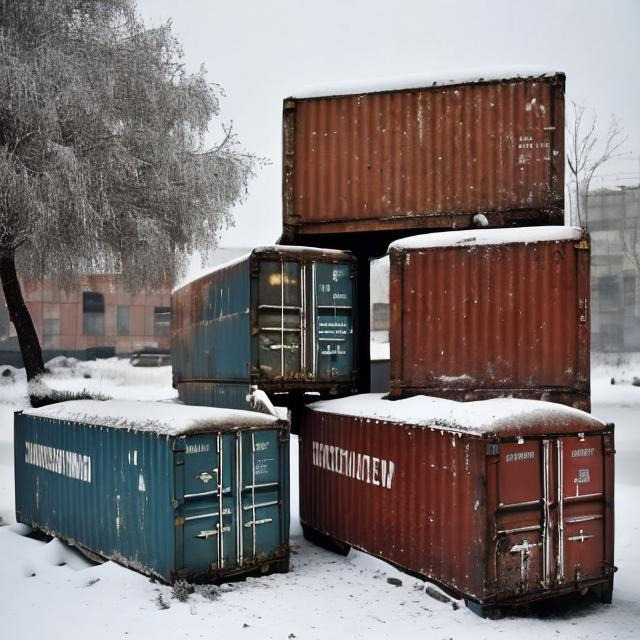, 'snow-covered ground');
0,356,638,639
